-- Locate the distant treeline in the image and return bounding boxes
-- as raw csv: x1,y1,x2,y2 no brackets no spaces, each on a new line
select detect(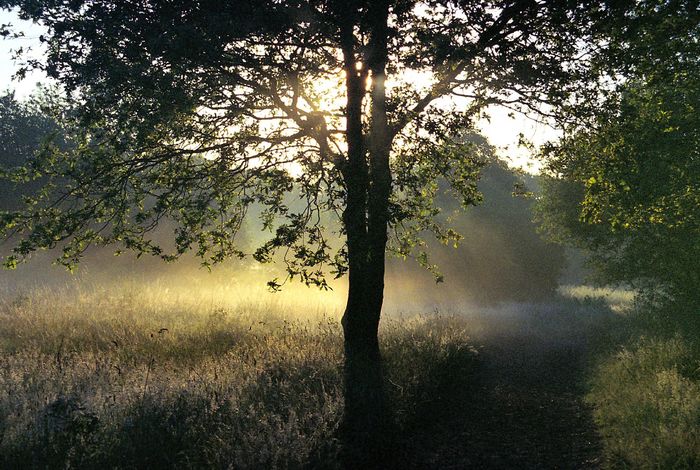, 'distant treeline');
385,158,567,306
